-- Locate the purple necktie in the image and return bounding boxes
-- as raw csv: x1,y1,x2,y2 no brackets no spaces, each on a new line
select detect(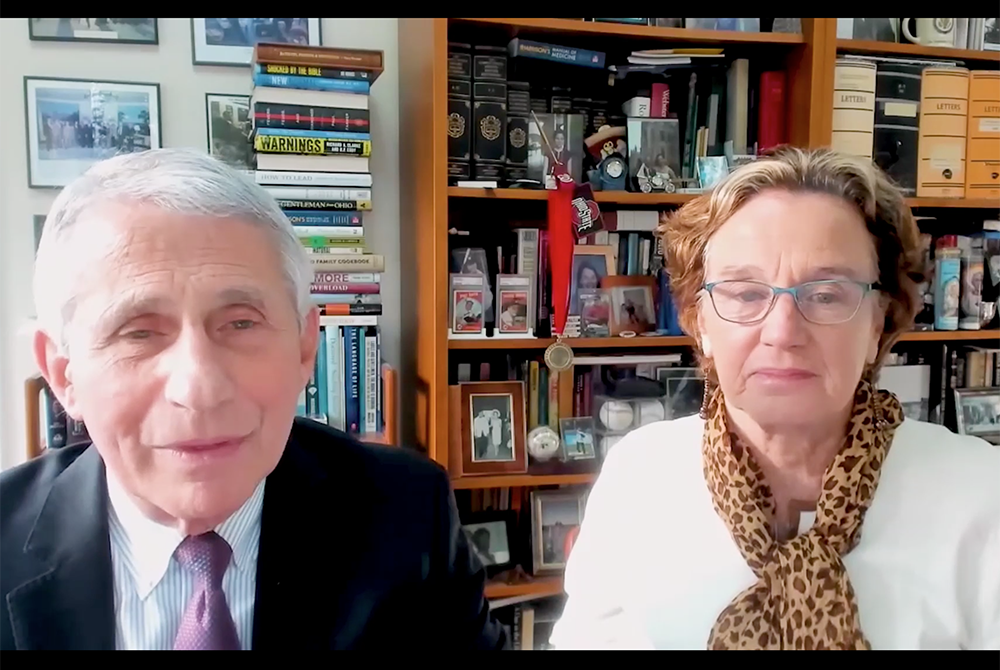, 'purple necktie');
172,531,241,650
